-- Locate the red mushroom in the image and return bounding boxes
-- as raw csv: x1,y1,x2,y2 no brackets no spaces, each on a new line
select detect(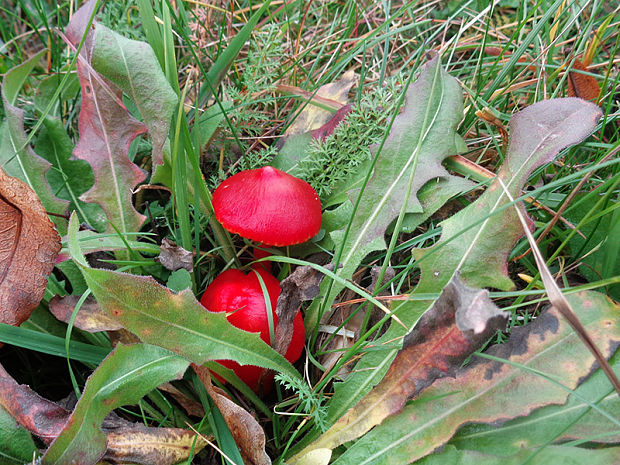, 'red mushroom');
200,267,305,393
212,166,322,247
